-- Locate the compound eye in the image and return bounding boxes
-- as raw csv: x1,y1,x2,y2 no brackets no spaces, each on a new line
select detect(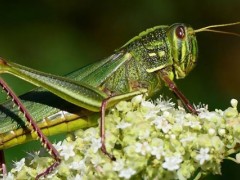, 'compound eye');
175,25,185,39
